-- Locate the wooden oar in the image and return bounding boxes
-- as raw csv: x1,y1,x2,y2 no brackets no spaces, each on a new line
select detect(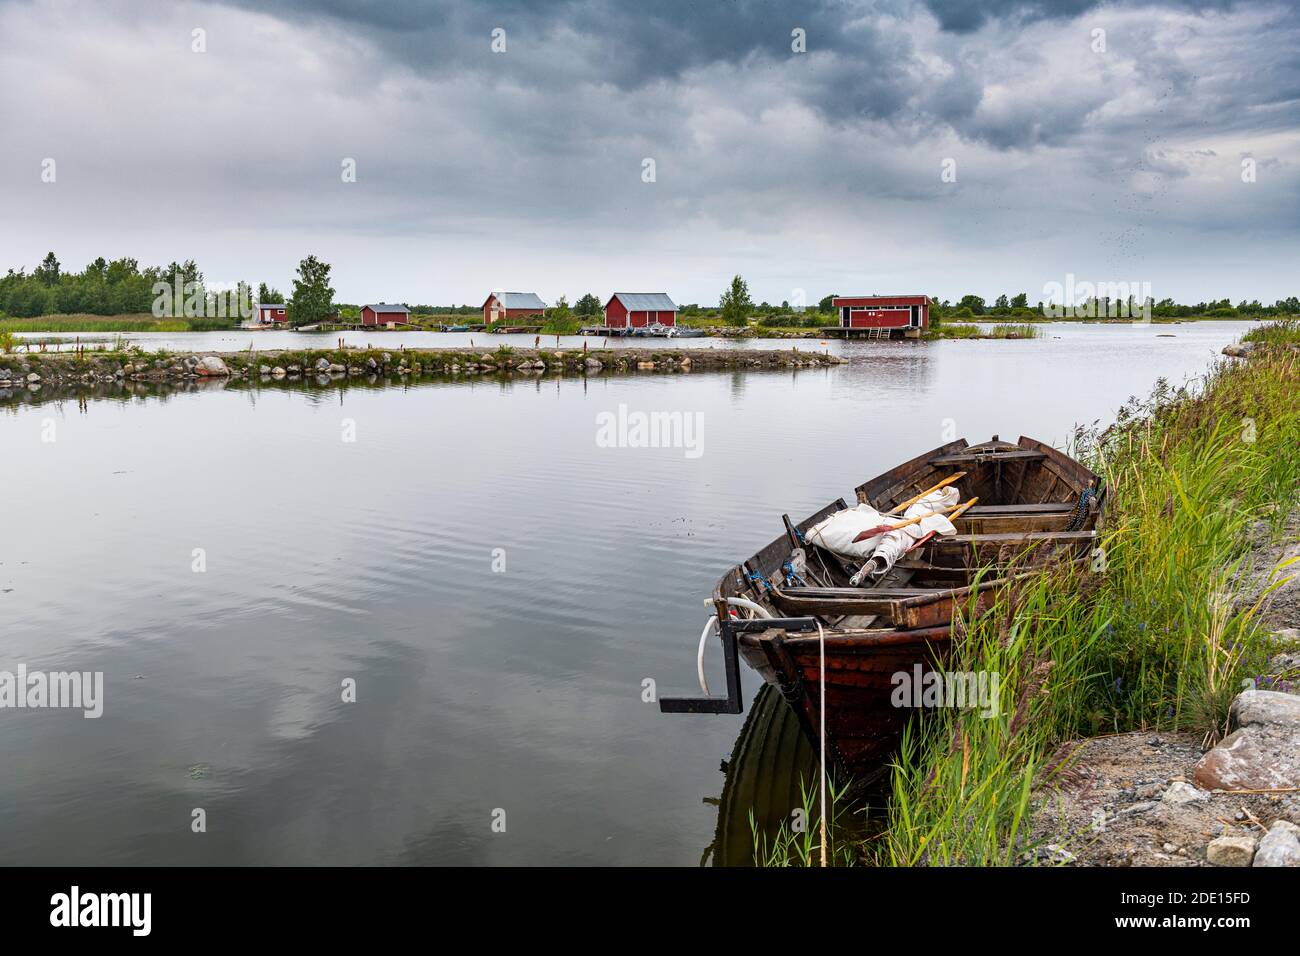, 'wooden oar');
888,471,967,515
902,496,980,557
852,497,979,543
946,496,979,523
